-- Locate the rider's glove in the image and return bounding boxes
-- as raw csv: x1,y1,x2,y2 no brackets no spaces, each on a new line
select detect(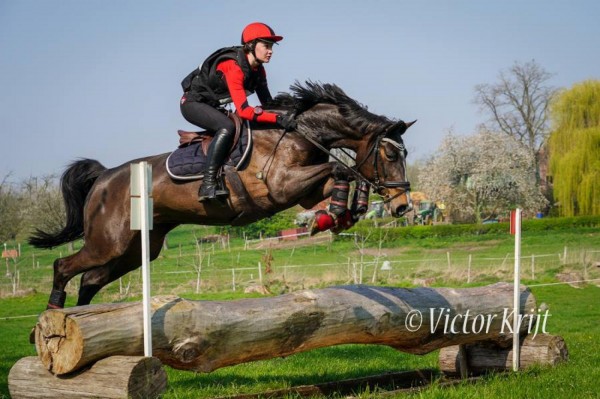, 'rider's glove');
276,114,297,131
